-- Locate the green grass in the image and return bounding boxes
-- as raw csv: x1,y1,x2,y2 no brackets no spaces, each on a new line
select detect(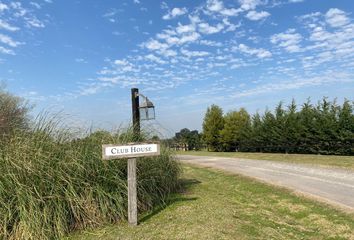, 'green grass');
67,164,354,240
178,150,354,170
